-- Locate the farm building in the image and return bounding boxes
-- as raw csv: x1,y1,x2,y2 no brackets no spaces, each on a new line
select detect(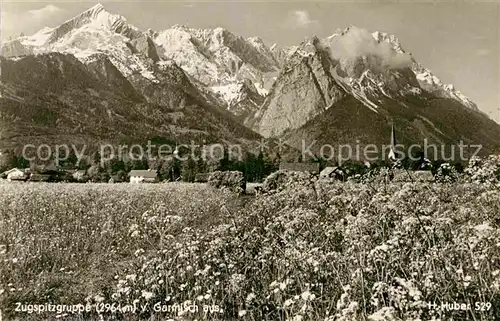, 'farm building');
320,166,345,180
129,169,158,183
1,168,30,181
279,162,320,174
